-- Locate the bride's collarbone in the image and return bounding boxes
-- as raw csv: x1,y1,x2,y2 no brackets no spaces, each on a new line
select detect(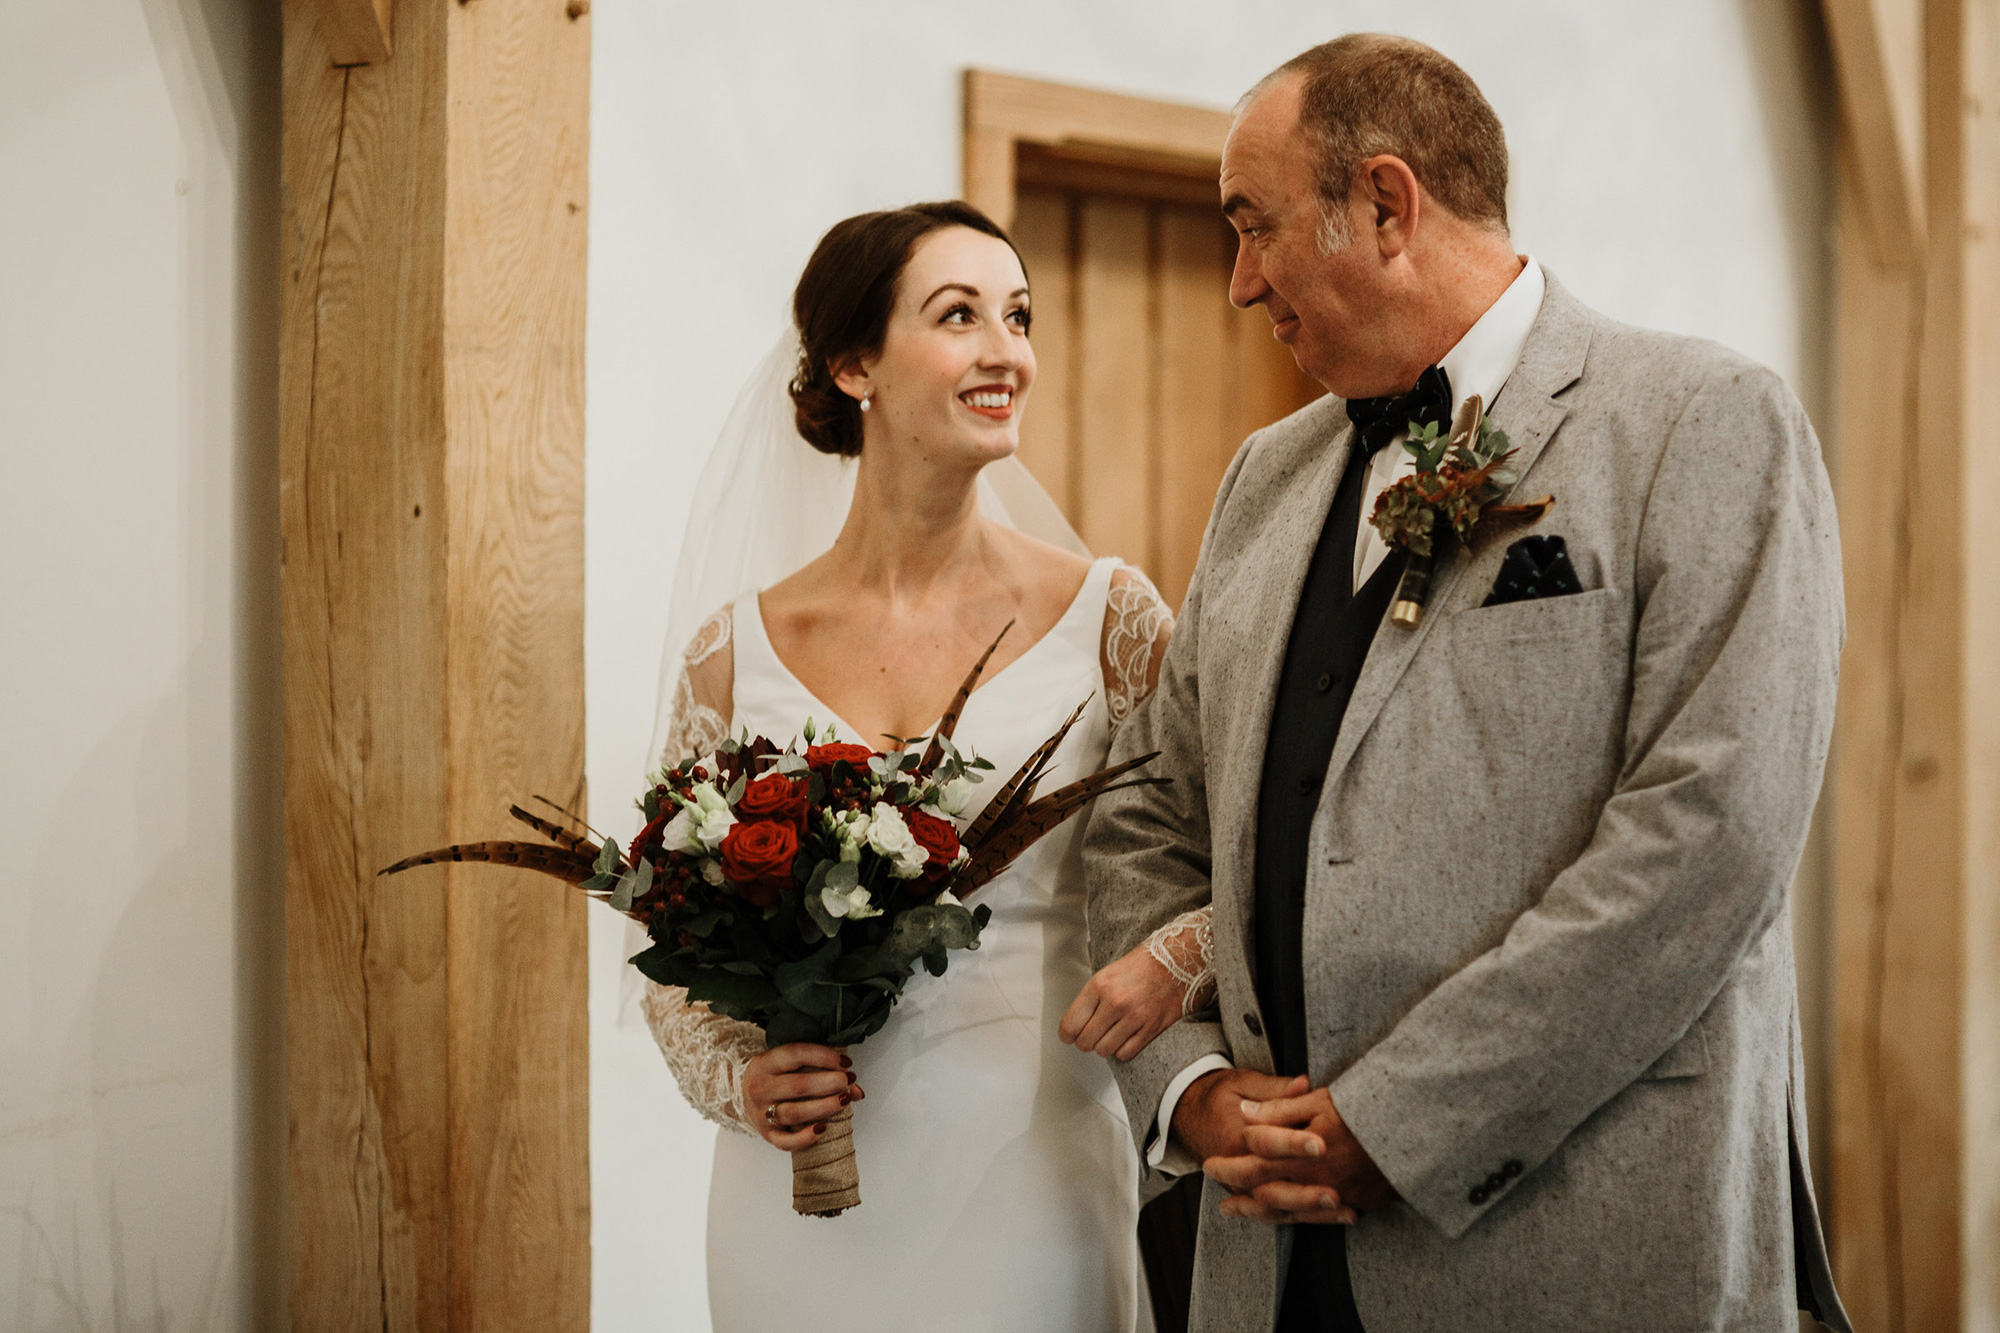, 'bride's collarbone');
761,566,1092,746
